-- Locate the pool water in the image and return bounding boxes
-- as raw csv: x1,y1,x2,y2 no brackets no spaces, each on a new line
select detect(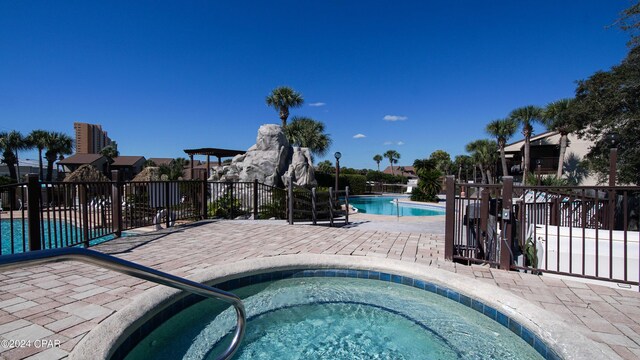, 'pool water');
348,196,445,216
1,219,124,254
125,277,543,360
